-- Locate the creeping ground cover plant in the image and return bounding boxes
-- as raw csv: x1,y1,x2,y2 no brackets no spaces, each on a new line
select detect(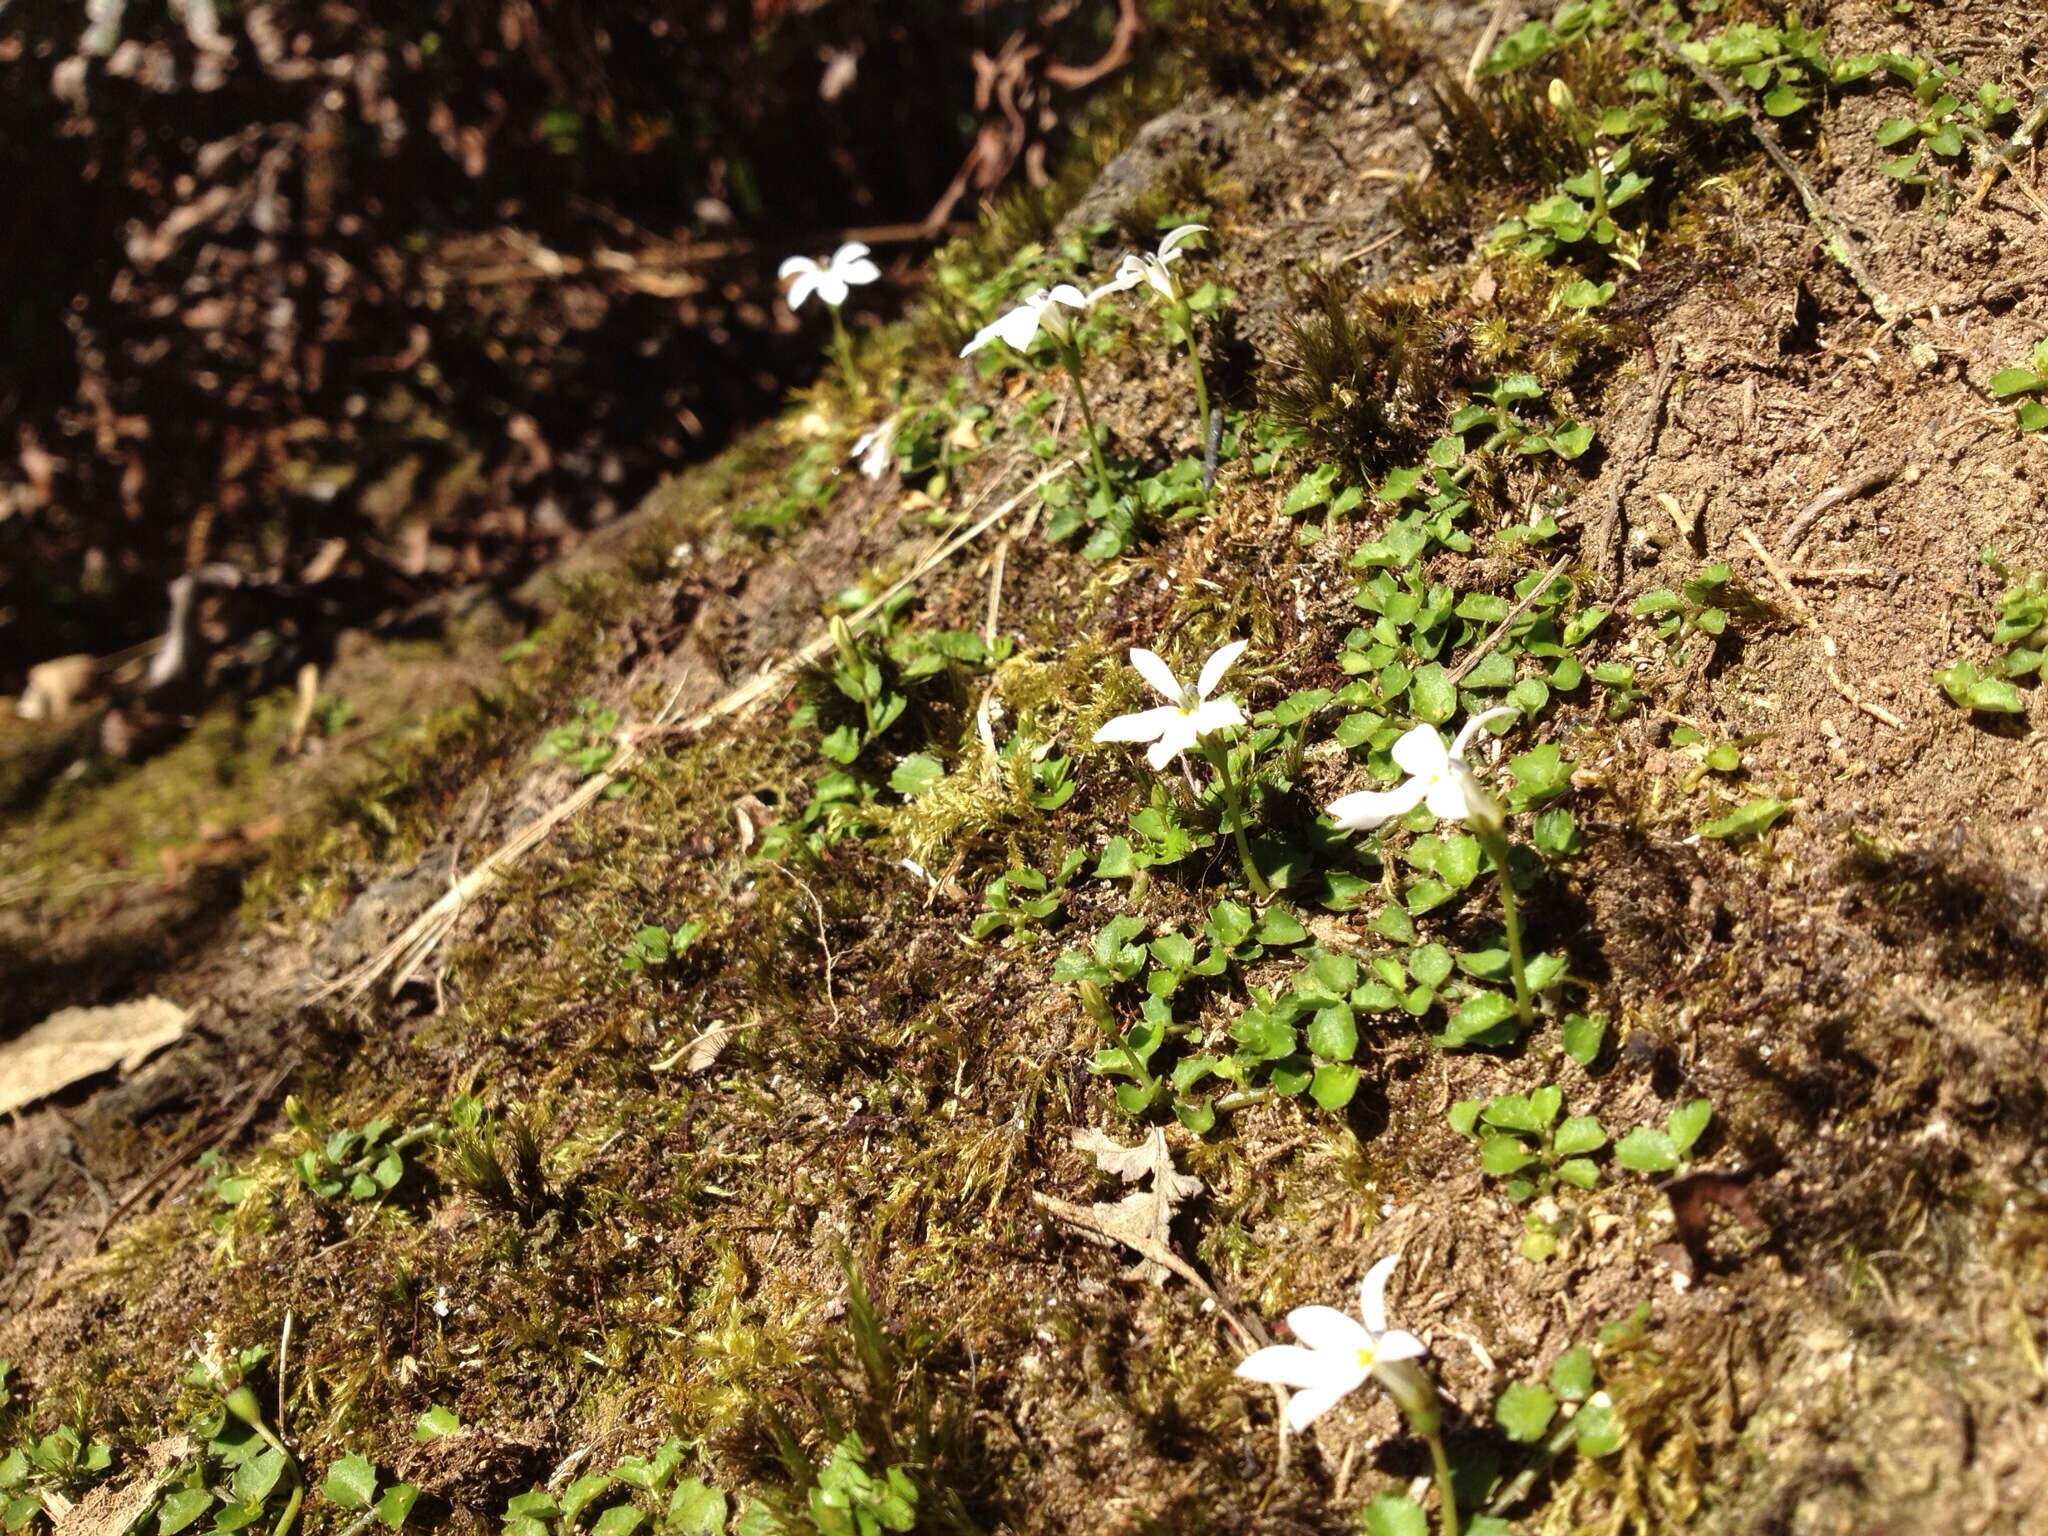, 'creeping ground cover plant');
1327,707,1539,1029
